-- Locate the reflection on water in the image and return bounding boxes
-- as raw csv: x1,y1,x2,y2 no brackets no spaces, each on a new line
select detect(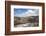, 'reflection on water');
14,23,39,27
